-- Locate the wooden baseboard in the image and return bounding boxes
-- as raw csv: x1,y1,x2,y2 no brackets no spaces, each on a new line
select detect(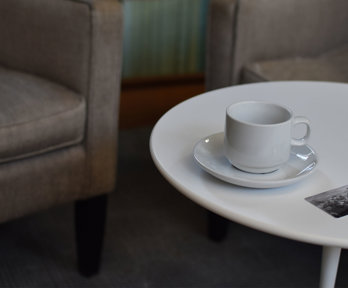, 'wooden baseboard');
119,74,205,129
